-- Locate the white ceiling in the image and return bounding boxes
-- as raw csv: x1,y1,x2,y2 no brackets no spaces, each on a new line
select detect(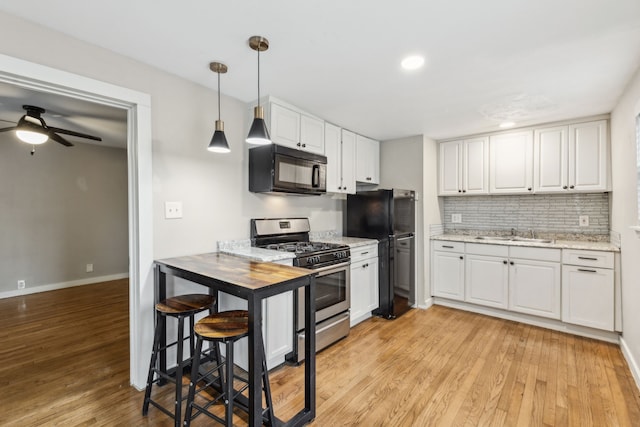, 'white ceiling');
1,0,640,142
